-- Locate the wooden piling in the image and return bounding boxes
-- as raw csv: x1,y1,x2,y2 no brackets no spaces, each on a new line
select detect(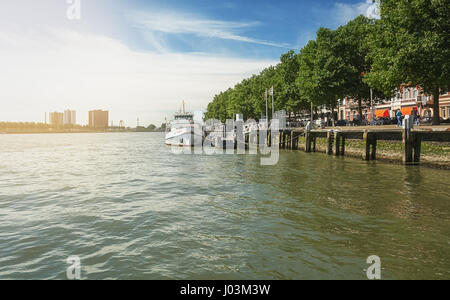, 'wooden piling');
363,130,377,161
326,130,334,155
312,134,317,153
334,132,345,156
305,130,311,153
413,132,422,164
403,128,413,164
